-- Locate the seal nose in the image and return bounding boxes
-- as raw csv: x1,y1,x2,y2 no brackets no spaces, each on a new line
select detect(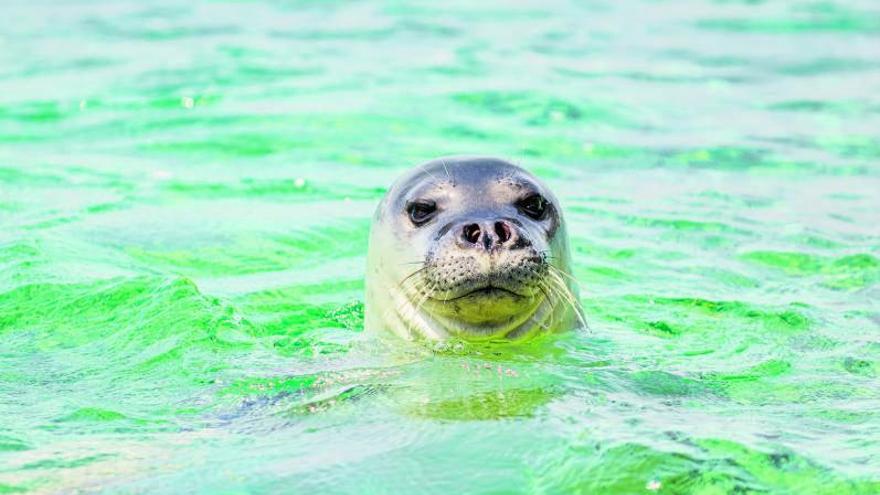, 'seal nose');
460,220,516,250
